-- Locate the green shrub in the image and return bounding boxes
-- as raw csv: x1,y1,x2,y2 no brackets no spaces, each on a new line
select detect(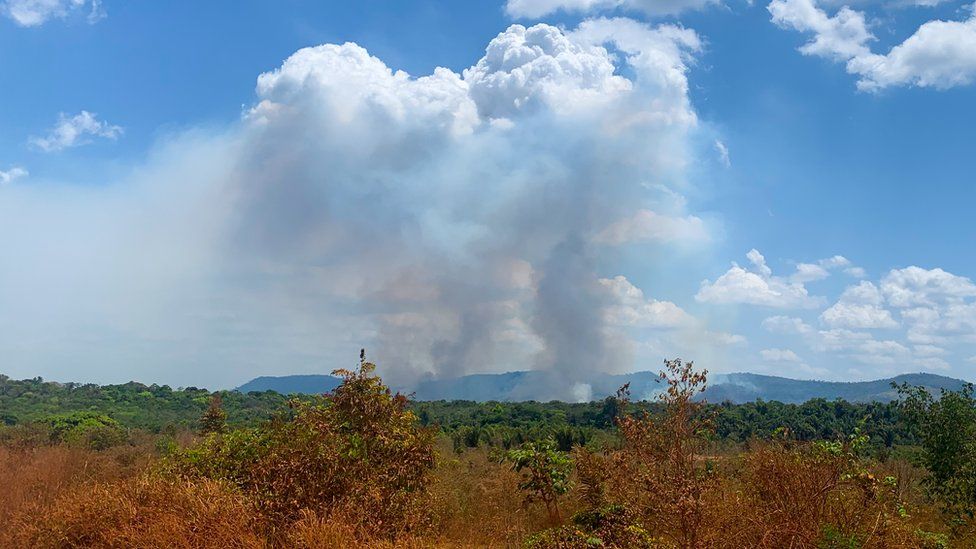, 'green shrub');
41,412,127,450
504,439,572,522
168,351,436,537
